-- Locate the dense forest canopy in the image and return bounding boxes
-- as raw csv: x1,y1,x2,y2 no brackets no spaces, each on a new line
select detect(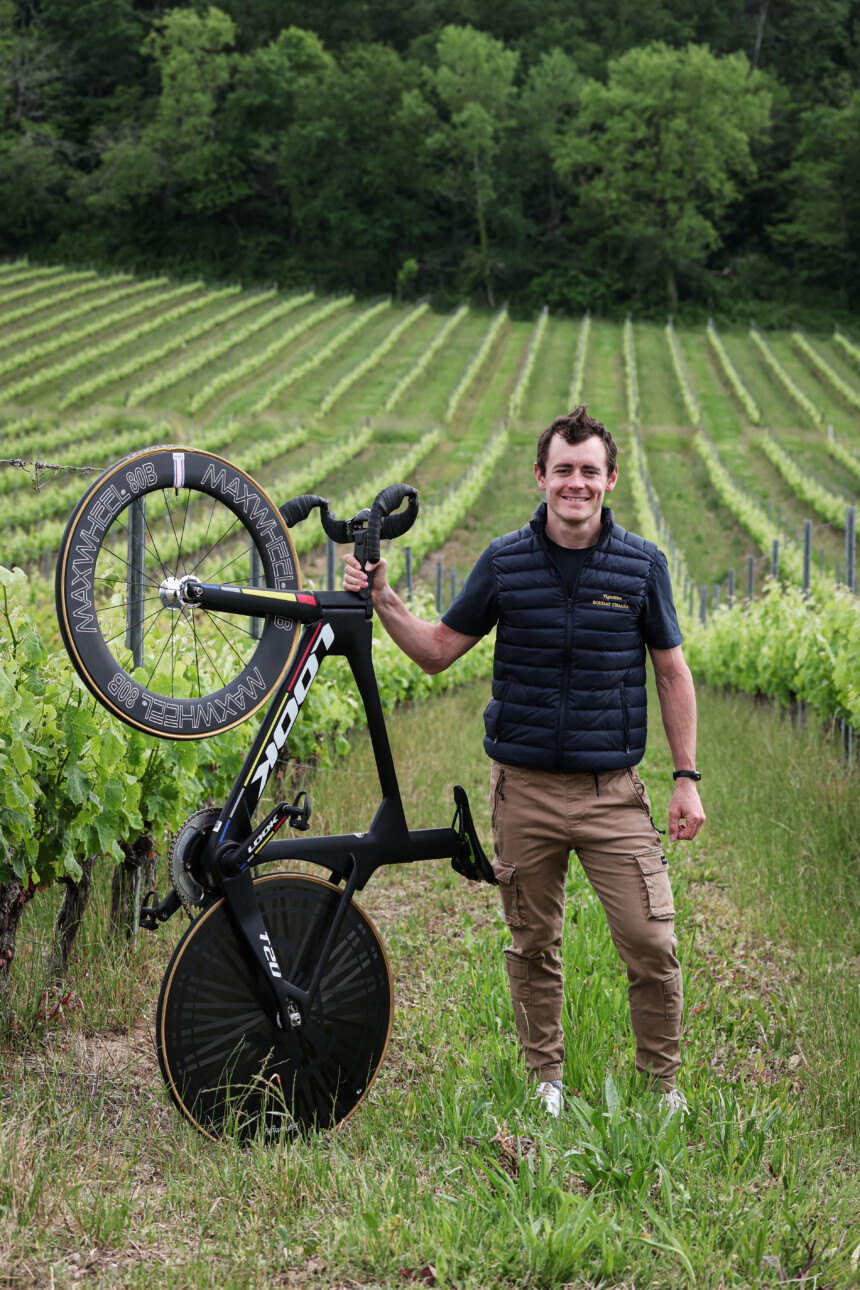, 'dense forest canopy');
2,0,860,321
